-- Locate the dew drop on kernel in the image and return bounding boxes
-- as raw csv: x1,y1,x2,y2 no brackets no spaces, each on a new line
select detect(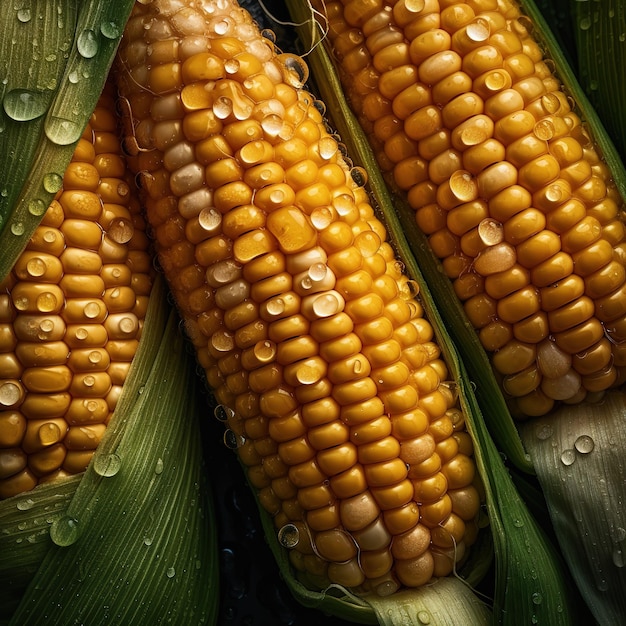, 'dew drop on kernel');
214,404,235,422
26,257,46,277
277,523,300,548
478,217,503,246
466,18,490,42
265,297,285,317
253,340,276,363
279,53,308,89
319,136,338,160
198,207,221,232
405,0,426,13
223,429,244,449
108,217,134,244
311,206,333,230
